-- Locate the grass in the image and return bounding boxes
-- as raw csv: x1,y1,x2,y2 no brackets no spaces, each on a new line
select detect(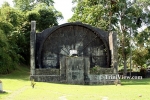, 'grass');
0,65,150,100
